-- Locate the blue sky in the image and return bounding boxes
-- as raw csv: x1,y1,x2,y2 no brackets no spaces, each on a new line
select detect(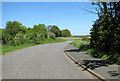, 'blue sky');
2,2,98,35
